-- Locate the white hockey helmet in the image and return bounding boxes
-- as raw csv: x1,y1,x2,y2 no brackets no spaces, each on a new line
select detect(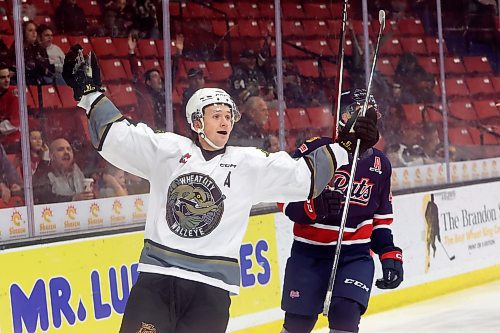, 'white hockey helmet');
185,87,240,133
